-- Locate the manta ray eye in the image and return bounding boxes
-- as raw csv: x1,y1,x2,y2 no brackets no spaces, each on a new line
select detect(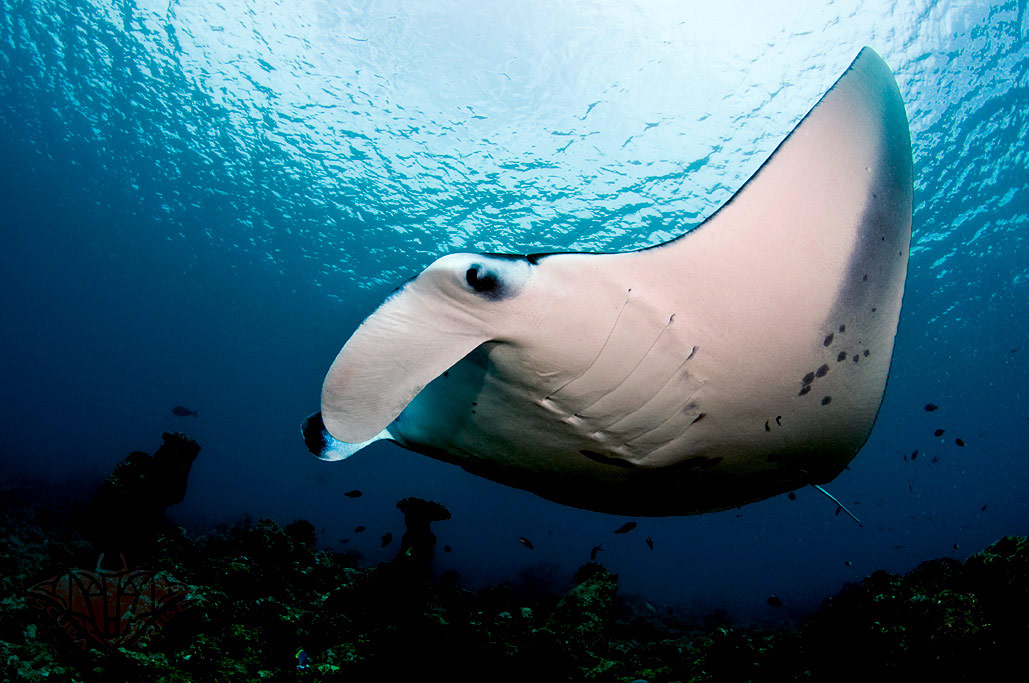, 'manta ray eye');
465,265,499,294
